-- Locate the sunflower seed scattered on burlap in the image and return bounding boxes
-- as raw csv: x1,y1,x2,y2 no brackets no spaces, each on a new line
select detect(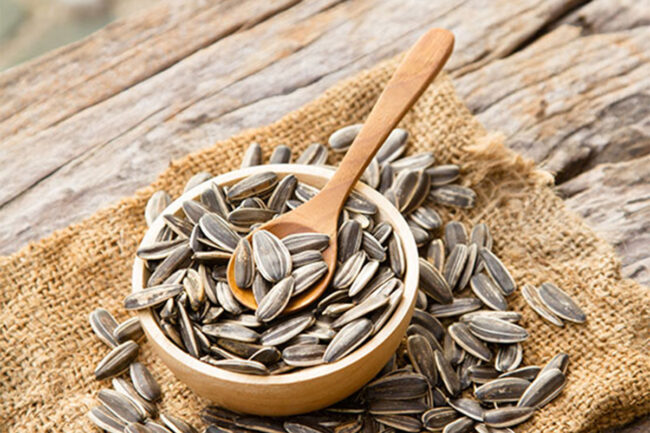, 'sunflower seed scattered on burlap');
84,127,589,432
